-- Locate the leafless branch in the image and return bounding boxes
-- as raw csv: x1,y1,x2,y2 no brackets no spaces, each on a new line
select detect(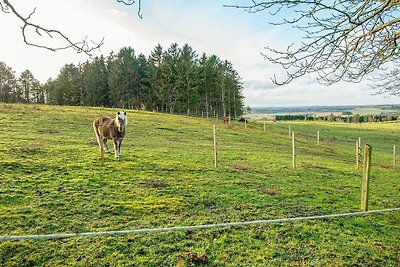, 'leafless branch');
117,0,142,18
371,65,400,96
225,1,400,88
1,0,143,56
